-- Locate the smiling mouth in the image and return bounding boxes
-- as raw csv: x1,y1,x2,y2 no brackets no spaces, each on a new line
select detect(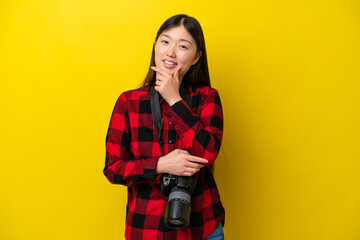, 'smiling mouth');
163,60,177,65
